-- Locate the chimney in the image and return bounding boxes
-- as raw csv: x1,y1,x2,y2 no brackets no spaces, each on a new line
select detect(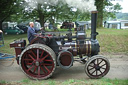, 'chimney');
91,11,98,40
